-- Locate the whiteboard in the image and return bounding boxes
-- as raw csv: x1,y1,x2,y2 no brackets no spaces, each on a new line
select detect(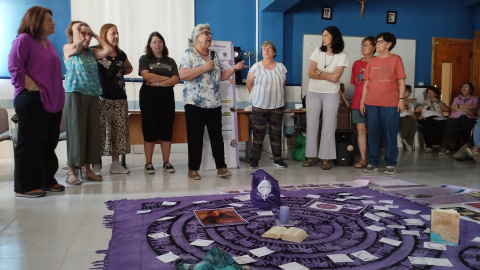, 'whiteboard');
302,34,416,99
